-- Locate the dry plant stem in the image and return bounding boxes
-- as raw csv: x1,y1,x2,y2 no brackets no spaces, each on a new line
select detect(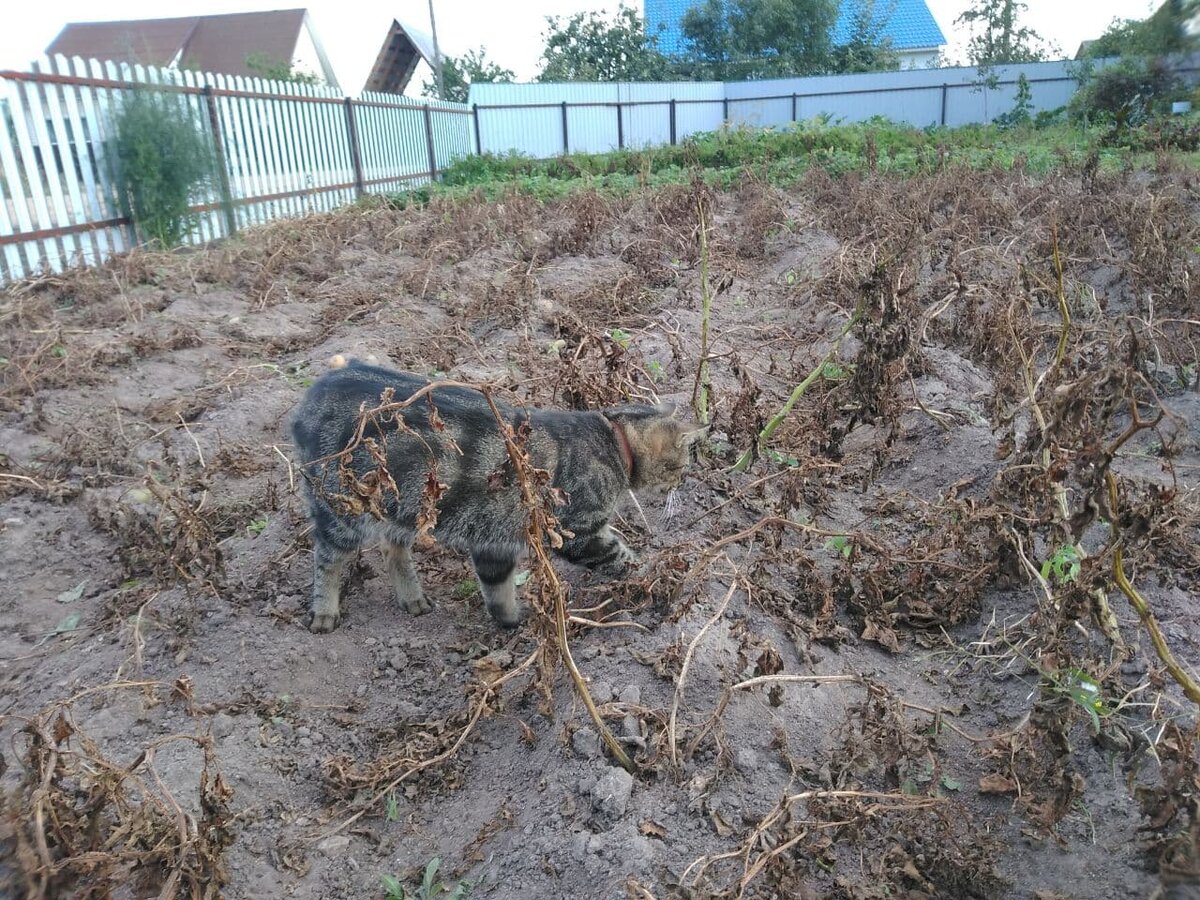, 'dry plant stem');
692,199,713,426
479,390,635,773
323,648,540,839
670,514,866,606
668,578,737,766
731,299,864,473
1051,223,1072,369
682,789,944,892
1106,472,1200,705
1011,270,1122,647
686,673,861,759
